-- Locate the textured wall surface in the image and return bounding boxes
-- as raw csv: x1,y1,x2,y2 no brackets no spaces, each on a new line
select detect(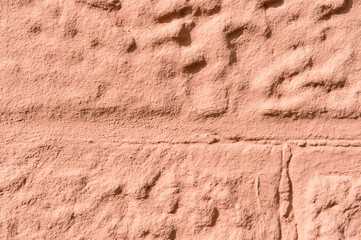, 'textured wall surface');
1,0,361,239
